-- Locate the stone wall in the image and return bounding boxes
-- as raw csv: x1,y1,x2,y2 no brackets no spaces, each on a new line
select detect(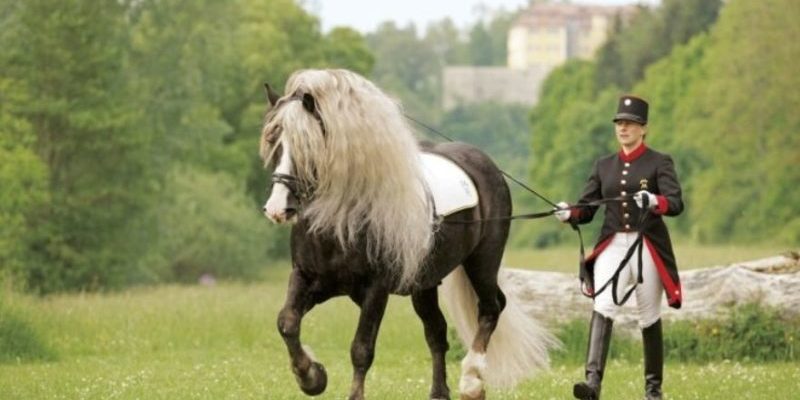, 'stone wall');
498,252,800,331
442,65,551,110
